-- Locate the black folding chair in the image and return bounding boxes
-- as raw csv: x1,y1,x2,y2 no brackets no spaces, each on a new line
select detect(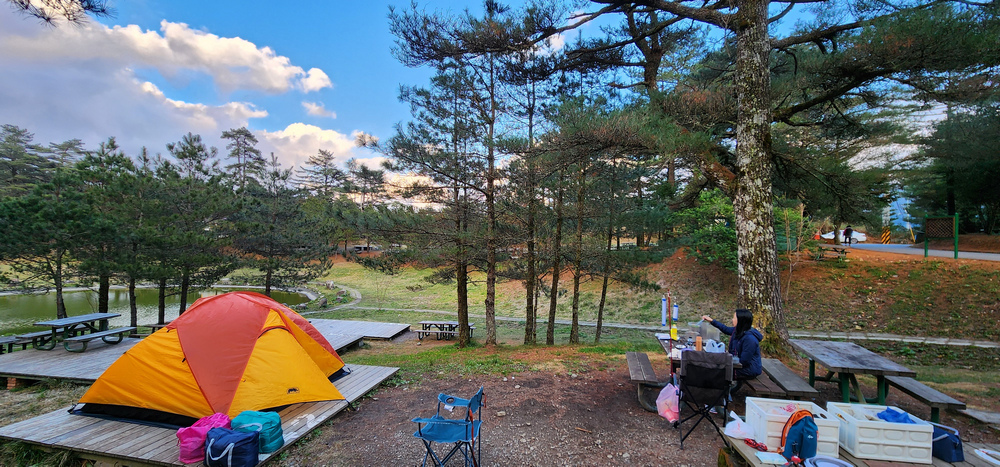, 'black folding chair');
675,351,733,449
412,387,484,466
